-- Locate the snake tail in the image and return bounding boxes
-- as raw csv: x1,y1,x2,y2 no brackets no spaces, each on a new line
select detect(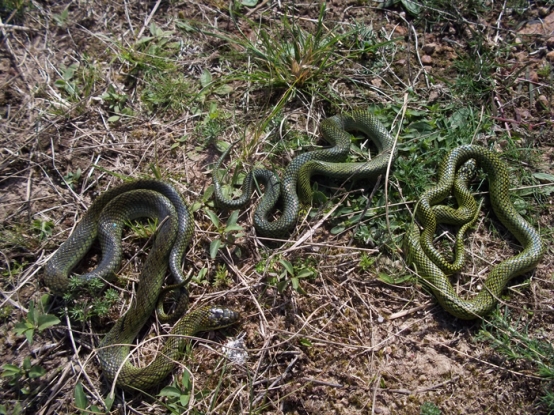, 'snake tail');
99,305,239,391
